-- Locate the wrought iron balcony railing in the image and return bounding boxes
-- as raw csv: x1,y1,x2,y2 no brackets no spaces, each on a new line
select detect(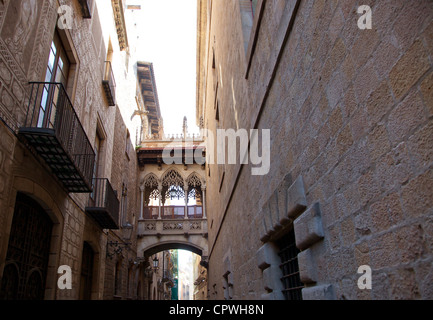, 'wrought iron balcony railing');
163,270,175,286
102,61,116,106
78,0,92,19
19,82,95,193
86,178,120,229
